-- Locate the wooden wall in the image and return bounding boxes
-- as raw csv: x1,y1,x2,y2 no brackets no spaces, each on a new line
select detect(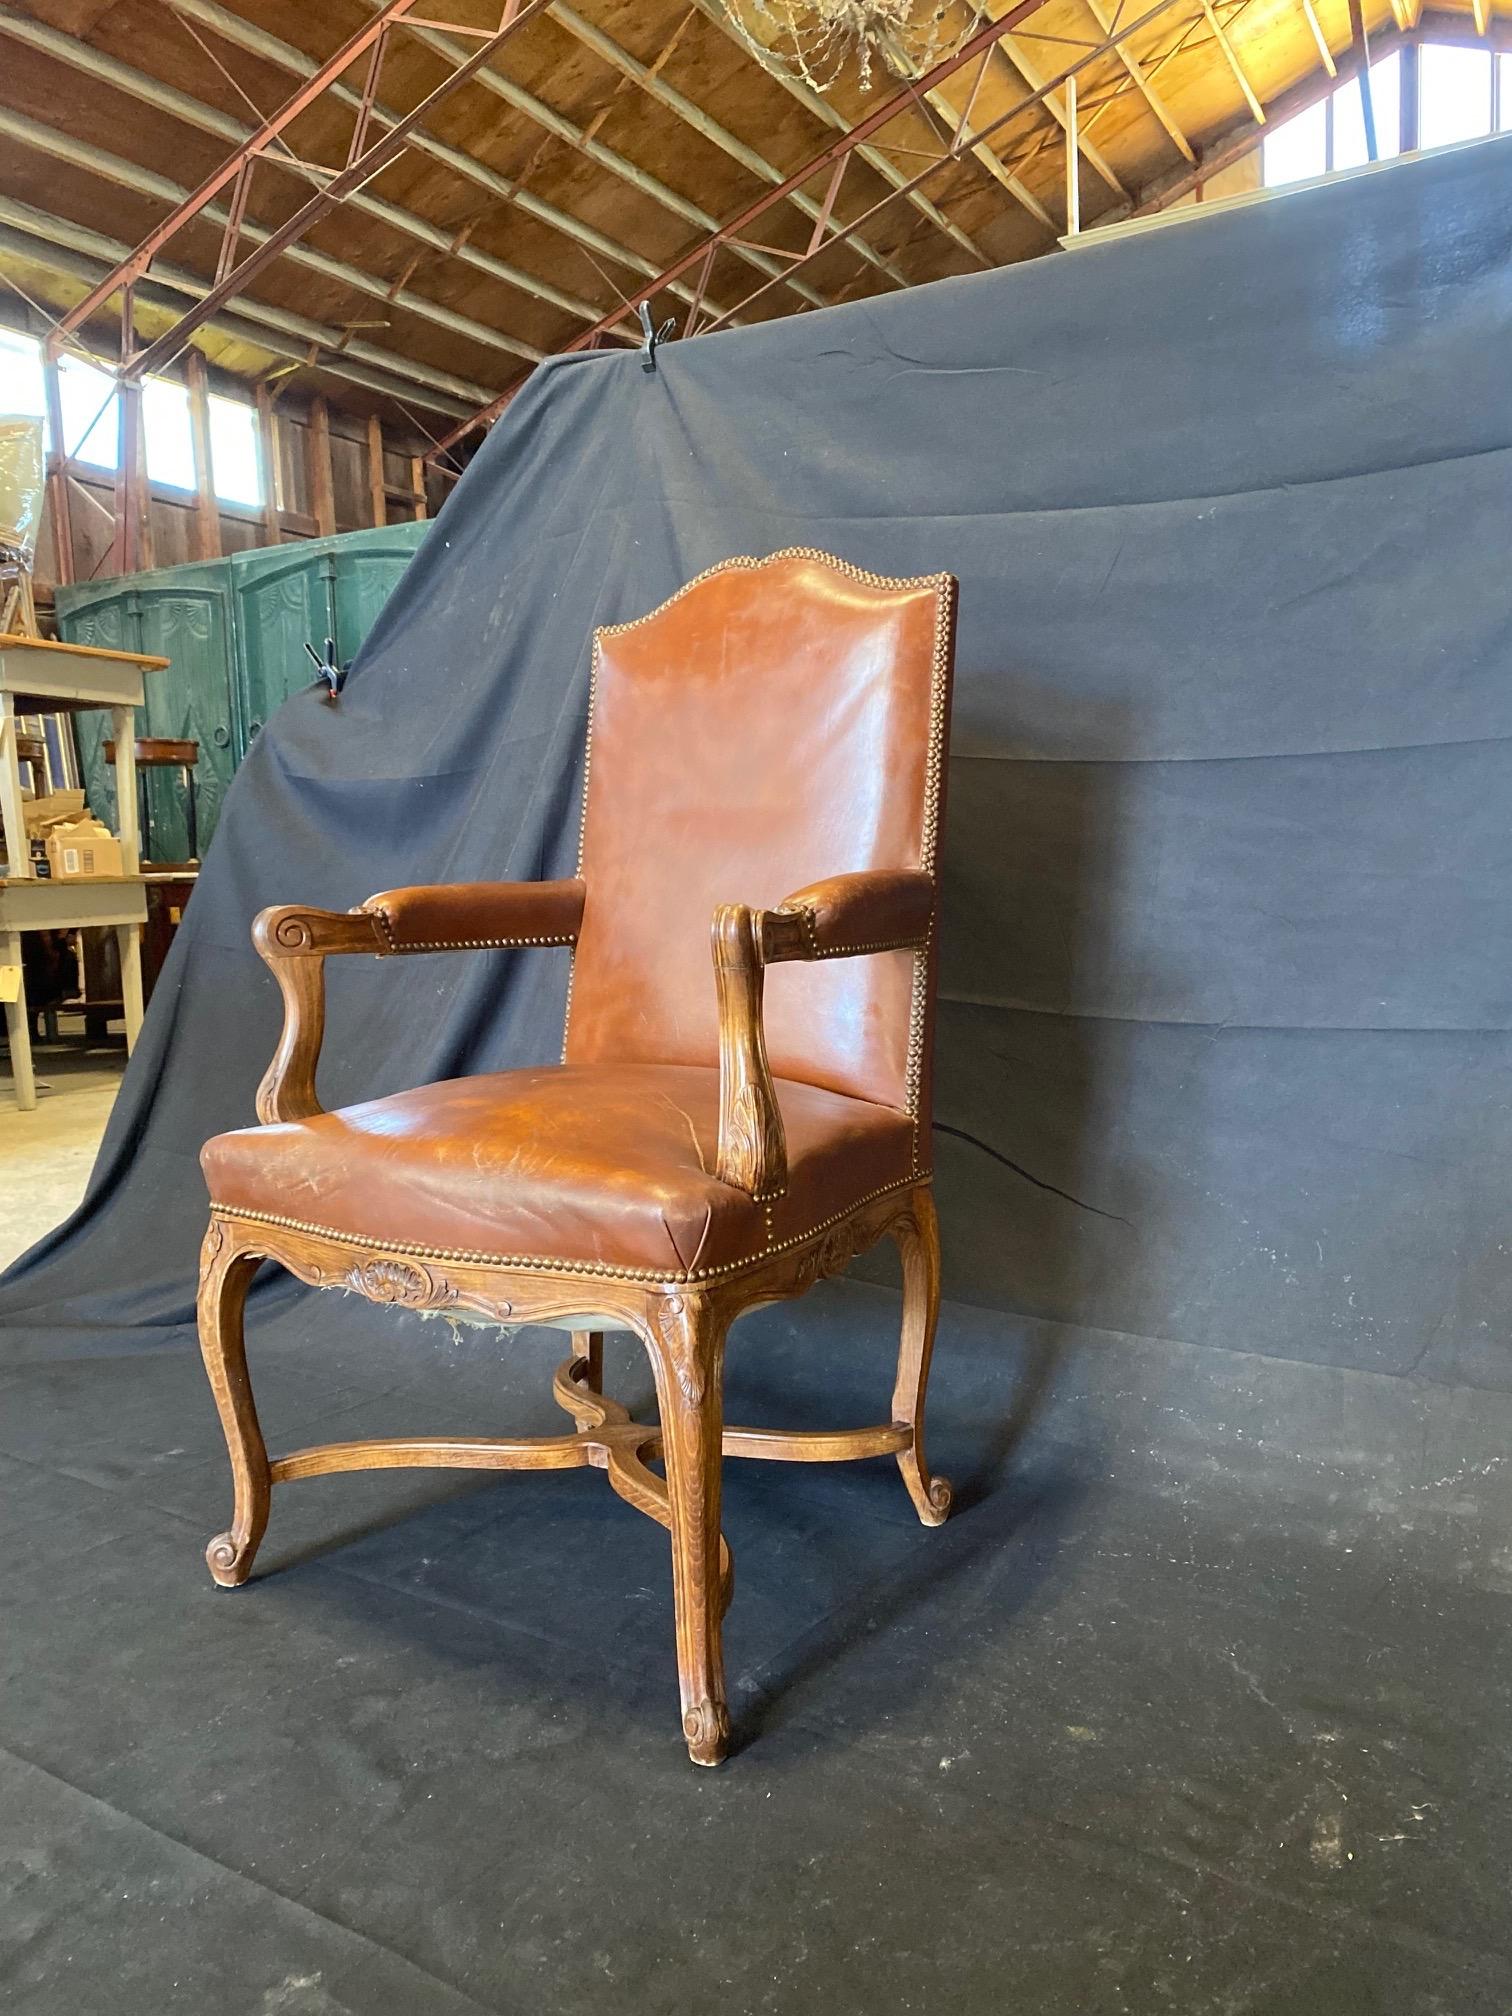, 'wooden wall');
2,305,435,608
